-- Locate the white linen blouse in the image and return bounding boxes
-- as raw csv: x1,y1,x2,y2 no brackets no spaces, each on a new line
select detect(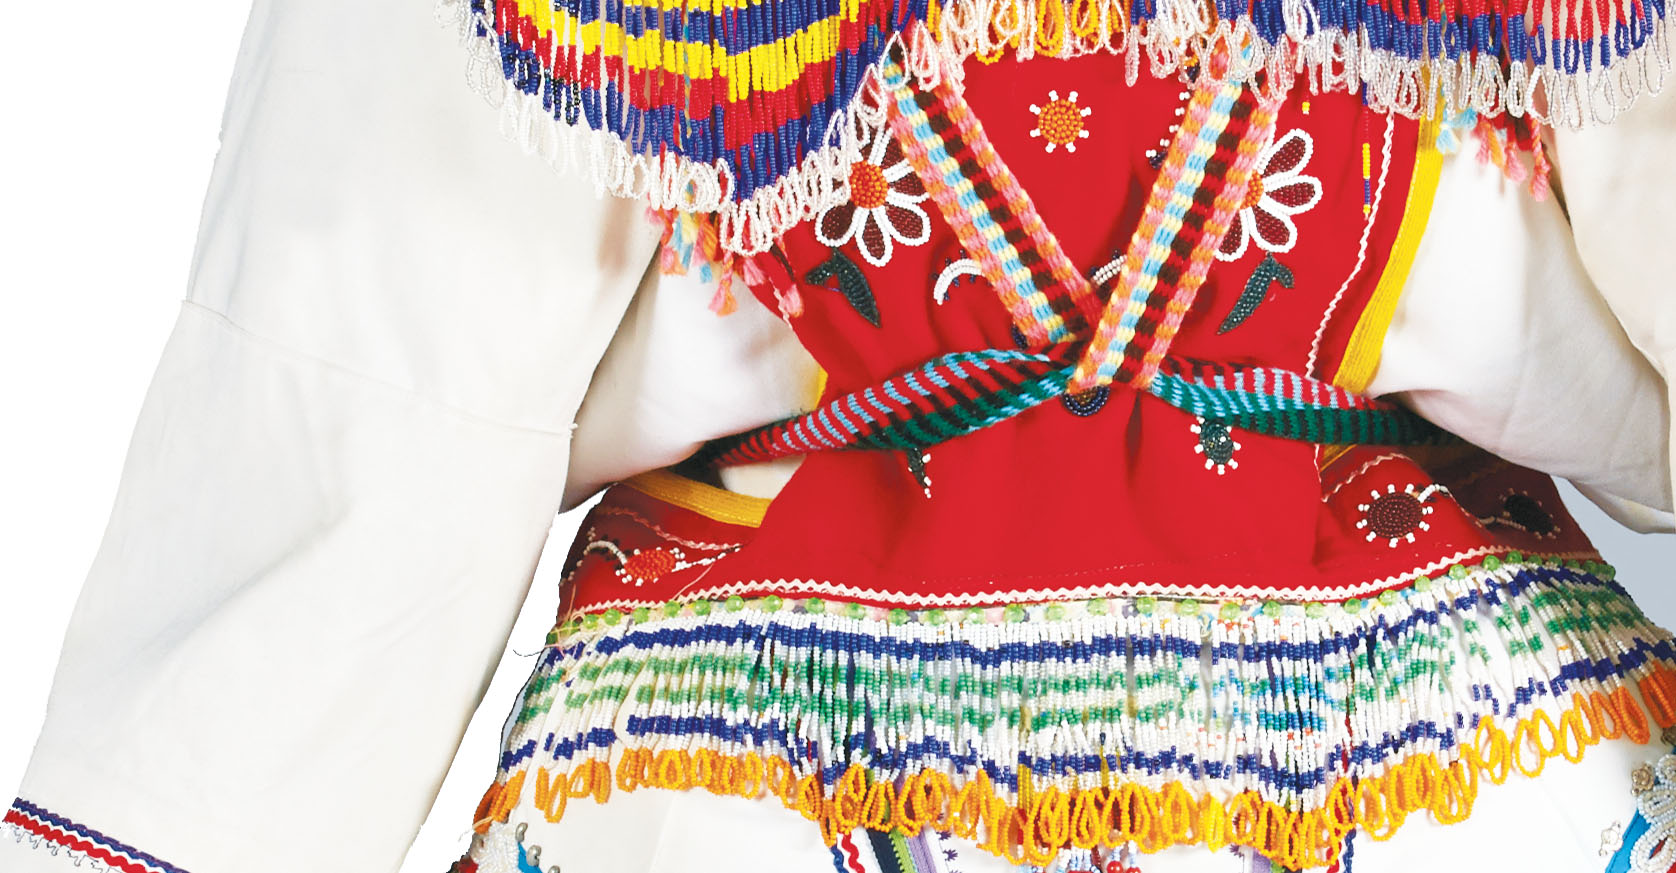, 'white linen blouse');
1,0,1672,871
